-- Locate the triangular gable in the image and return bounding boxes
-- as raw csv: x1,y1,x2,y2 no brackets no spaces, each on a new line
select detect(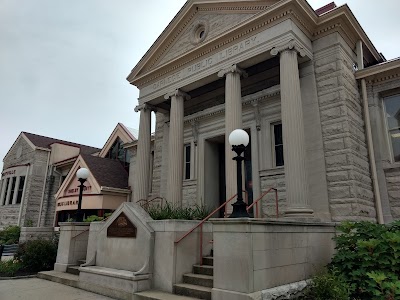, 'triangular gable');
55,155,101,199
3,133,37,162
127,0,279,83
99,123,137,158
